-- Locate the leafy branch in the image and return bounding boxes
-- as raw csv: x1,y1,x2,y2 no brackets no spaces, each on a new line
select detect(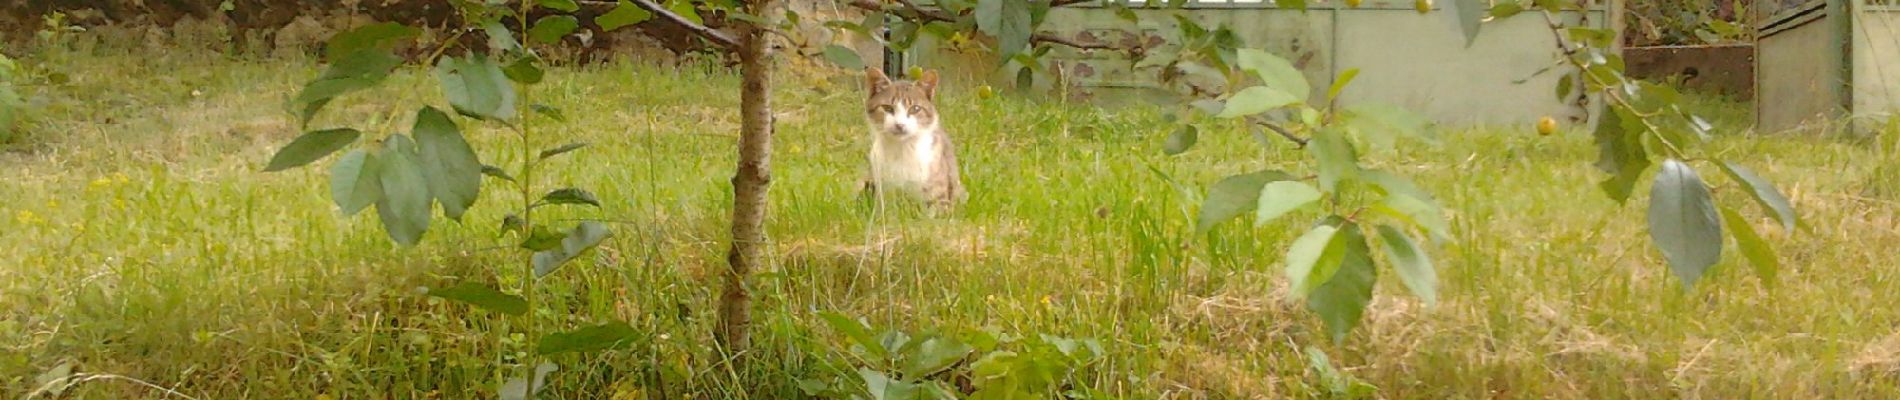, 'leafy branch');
1494,0,1798,287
